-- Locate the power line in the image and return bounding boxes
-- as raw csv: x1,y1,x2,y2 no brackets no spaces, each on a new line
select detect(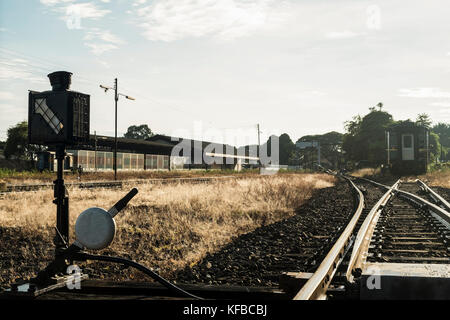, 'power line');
0,46,261,134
